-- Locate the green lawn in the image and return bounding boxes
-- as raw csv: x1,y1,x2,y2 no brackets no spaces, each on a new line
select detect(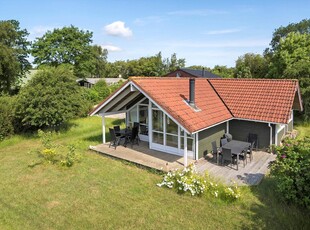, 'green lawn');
0,117,309,229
